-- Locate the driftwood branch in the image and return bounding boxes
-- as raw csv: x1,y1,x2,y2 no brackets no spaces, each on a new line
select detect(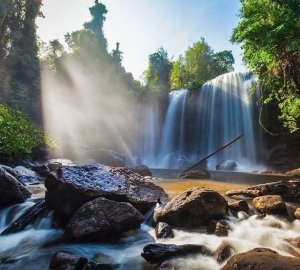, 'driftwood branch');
181,134,243,174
